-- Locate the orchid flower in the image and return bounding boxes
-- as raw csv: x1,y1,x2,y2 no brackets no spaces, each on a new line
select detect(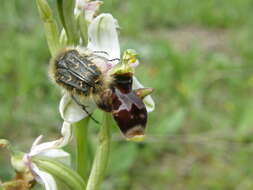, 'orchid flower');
75,0,102,22
10,122,75,190
59,13,155,138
